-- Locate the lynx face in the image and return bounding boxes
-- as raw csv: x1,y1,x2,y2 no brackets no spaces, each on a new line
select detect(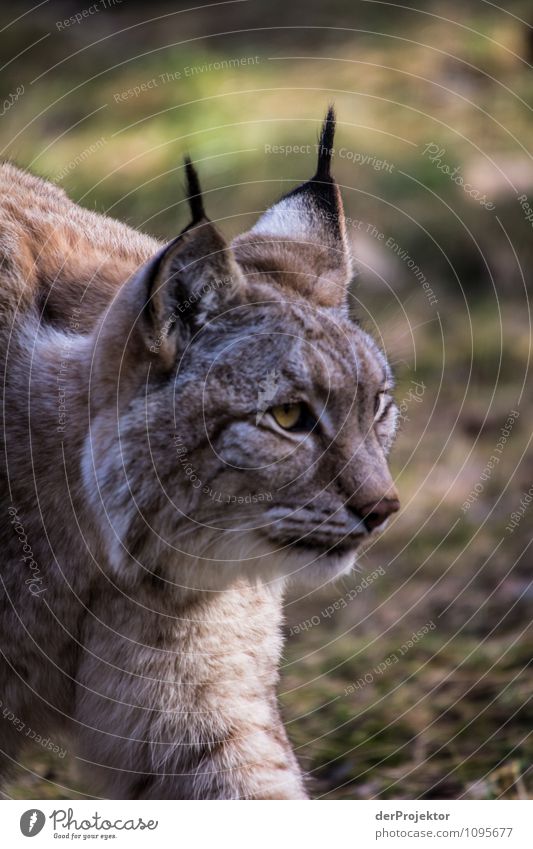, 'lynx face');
86,109,399,589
